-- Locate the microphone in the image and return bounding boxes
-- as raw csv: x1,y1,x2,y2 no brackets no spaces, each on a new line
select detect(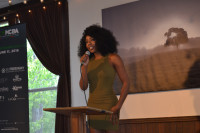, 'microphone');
85,51,90,56
81,51,90,65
